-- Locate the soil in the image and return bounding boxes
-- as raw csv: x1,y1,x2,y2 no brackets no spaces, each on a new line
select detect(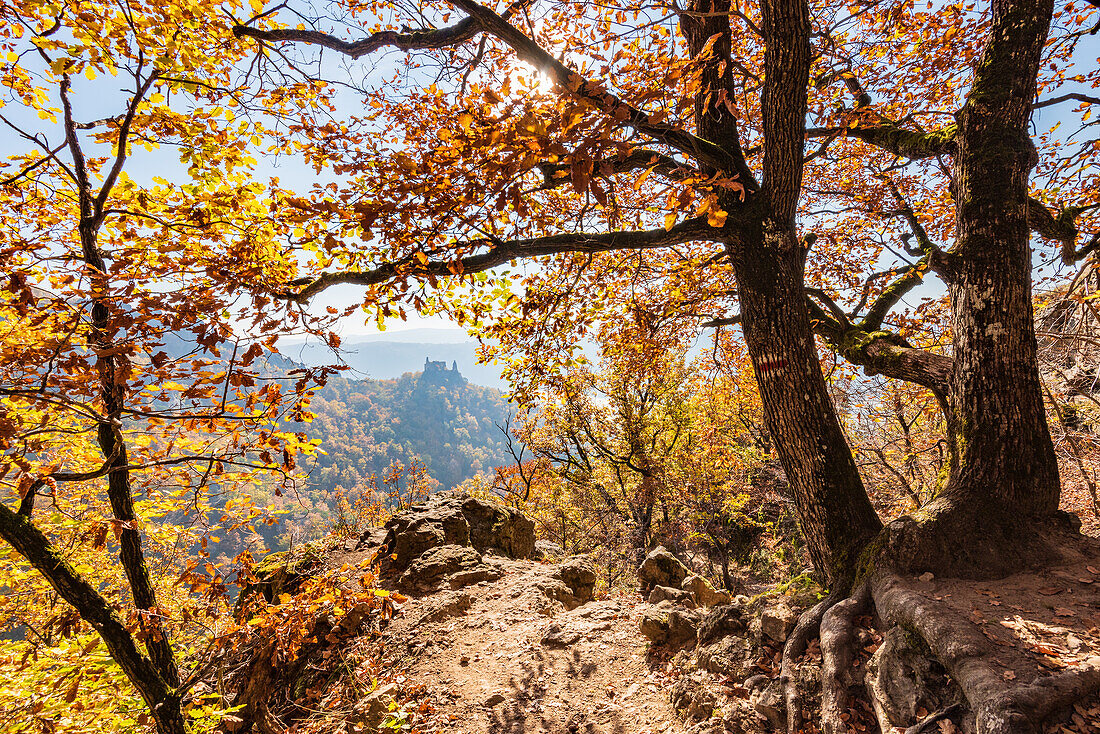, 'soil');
908,552,1100,687
377,556,688,734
